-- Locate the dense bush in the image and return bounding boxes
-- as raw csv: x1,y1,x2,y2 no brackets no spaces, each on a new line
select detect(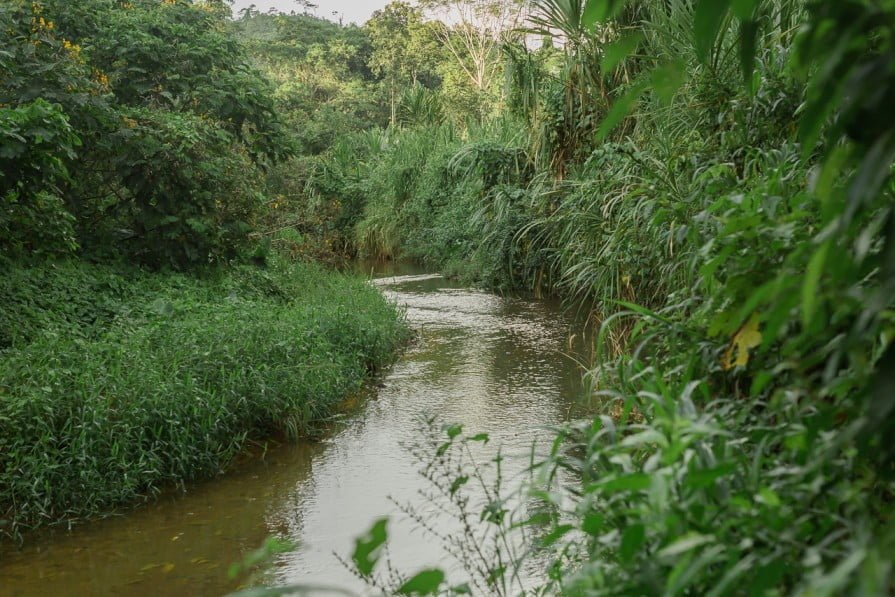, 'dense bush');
0,260,408,540
0,101,81,257
0,0,292,268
